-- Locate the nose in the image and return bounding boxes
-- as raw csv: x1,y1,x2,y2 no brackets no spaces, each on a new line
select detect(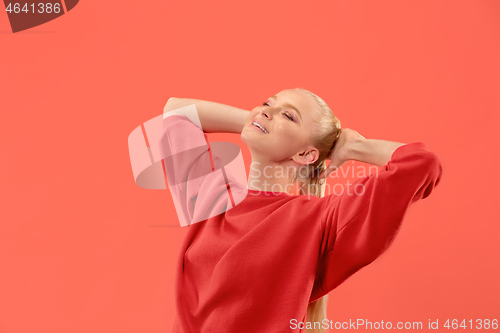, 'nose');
261,107,273,119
